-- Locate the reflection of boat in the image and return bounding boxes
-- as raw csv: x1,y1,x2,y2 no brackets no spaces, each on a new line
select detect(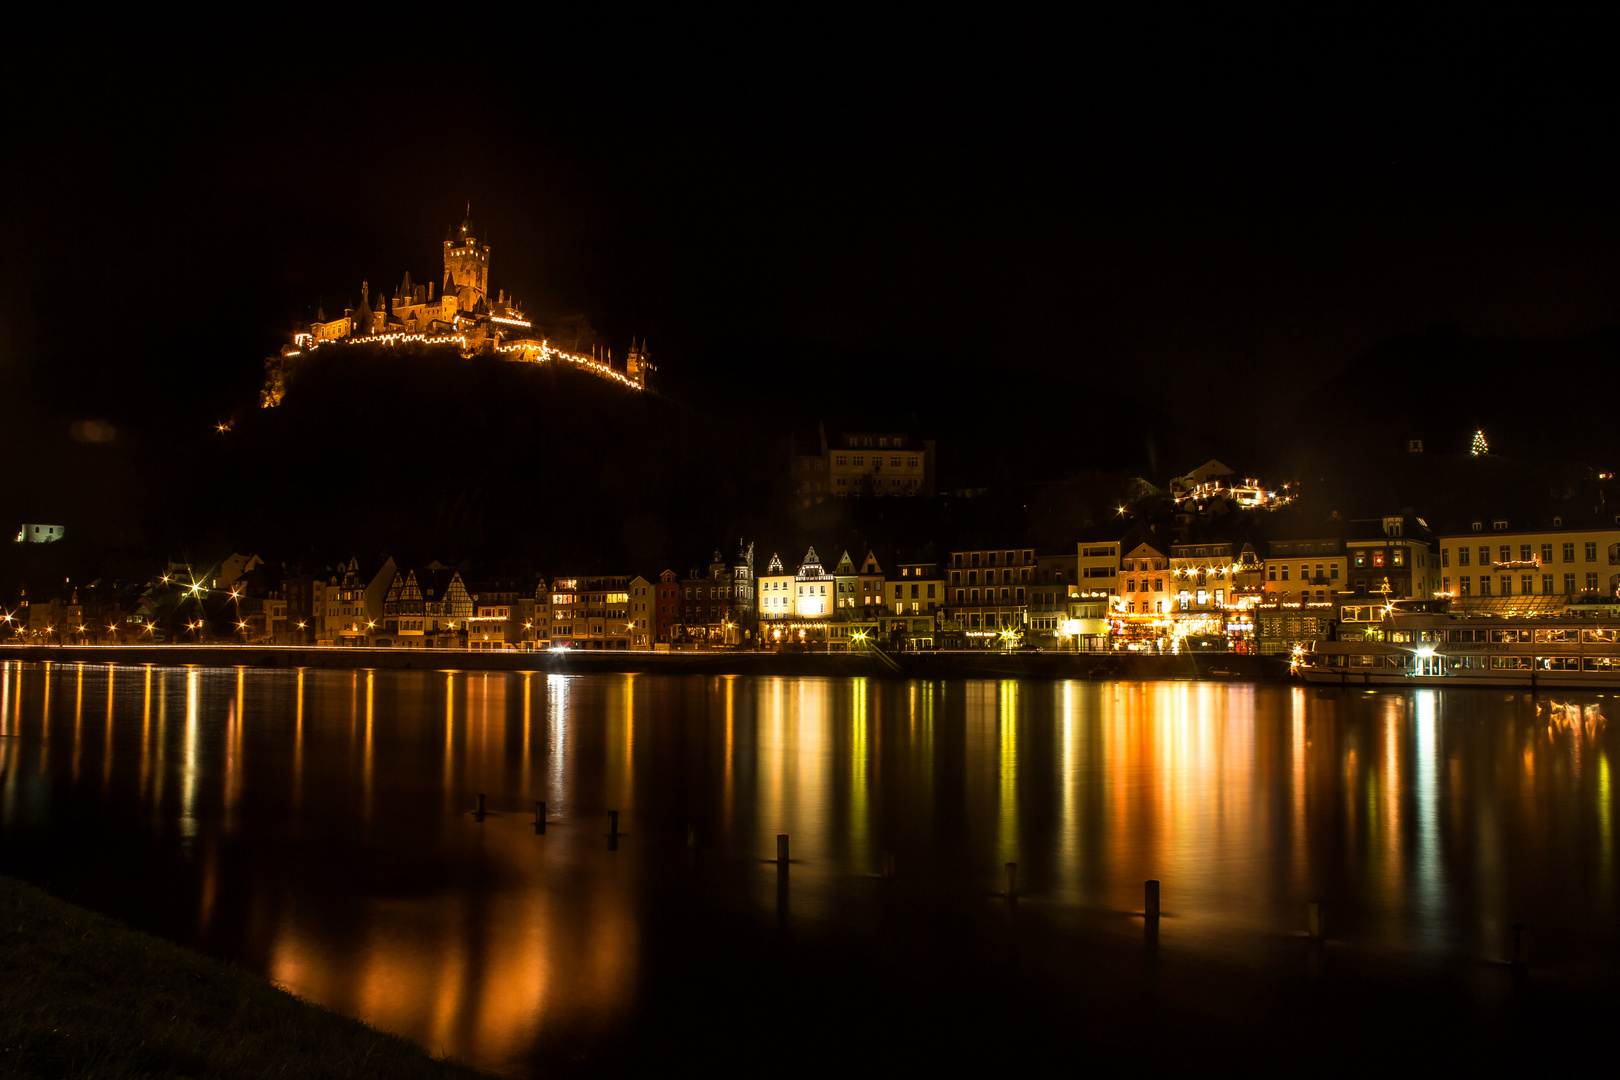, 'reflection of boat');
1207,668,1236,678
1301,598,1620,688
